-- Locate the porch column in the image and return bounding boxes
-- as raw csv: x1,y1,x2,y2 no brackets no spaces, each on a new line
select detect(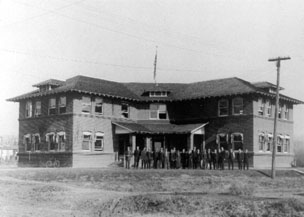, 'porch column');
145,137,151,150
131,134,136,151
187,133,194,150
